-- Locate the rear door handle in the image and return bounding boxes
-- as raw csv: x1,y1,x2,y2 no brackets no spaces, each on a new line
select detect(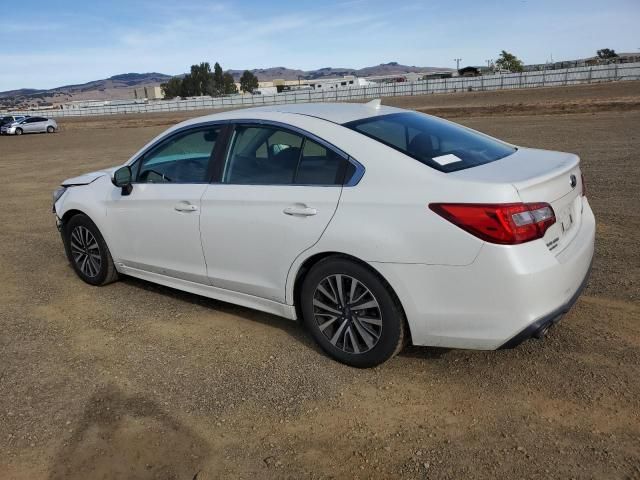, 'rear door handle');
174,202,198,212
283,205,318,216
